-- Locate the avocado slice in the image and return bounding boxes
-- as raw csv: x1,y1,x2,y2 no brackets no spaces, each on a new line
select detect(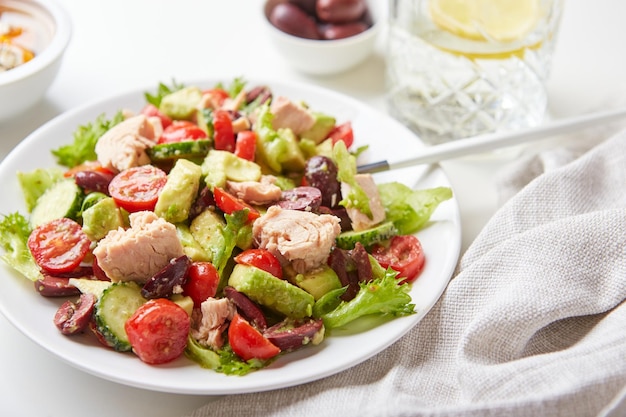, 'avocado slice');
292,265,342,300
300,112,336,144
159,86,203,120
154,158,202,223
229,264,315,319
82,197,124,241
